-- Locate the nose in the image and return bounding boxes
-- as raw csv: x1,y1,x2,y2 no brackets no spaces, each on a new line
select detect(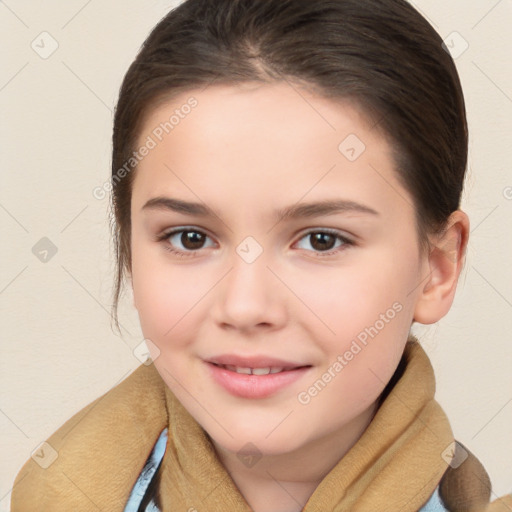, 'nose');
212,249,288,333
